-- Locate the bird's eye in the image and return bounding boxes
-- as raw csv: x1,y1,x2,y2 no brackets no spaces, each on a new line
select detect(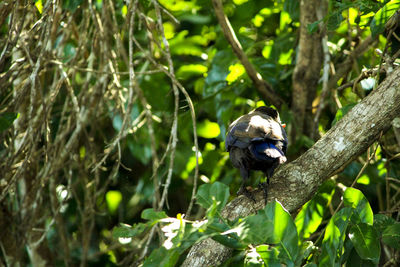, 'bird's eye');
282,123,286,128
